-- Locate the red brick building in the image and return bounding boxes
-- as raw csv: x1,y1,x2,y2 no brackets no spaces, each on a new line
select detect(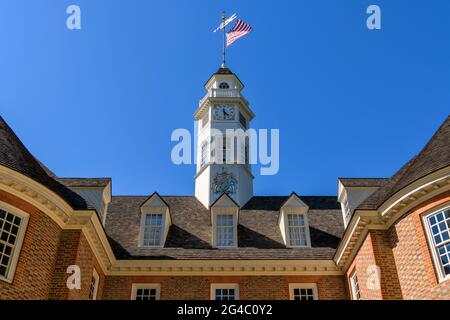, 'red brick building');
0,68,449,300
